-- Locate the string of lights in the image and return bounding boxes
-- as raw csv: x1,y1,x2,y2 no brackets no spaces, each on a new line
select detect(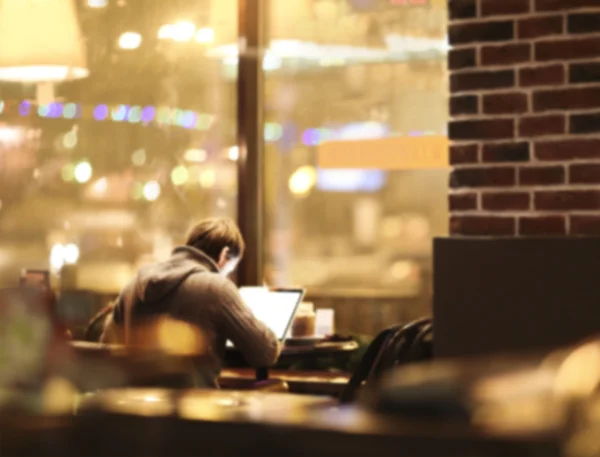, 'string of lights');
0,99,216,131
